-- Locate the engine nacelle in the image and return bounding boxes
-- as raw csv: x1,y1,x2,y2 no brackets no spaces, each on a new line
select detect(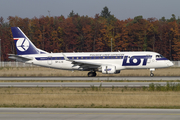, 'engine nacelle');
102,65,117,74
